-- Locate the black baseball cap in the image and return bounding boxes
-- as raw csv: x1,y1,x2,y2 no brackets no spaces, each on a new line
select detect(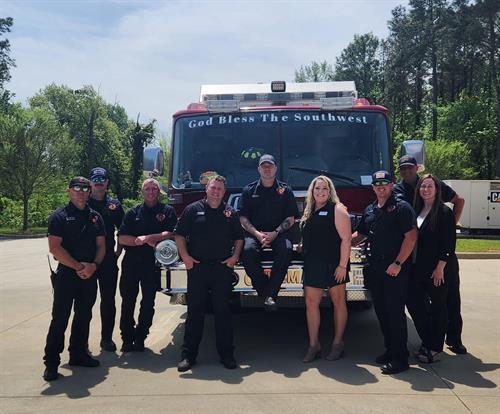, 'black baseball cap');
372,170,392,186
258,154,276,166
69,176,90,188
398,155,417,167
90,167,108,180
